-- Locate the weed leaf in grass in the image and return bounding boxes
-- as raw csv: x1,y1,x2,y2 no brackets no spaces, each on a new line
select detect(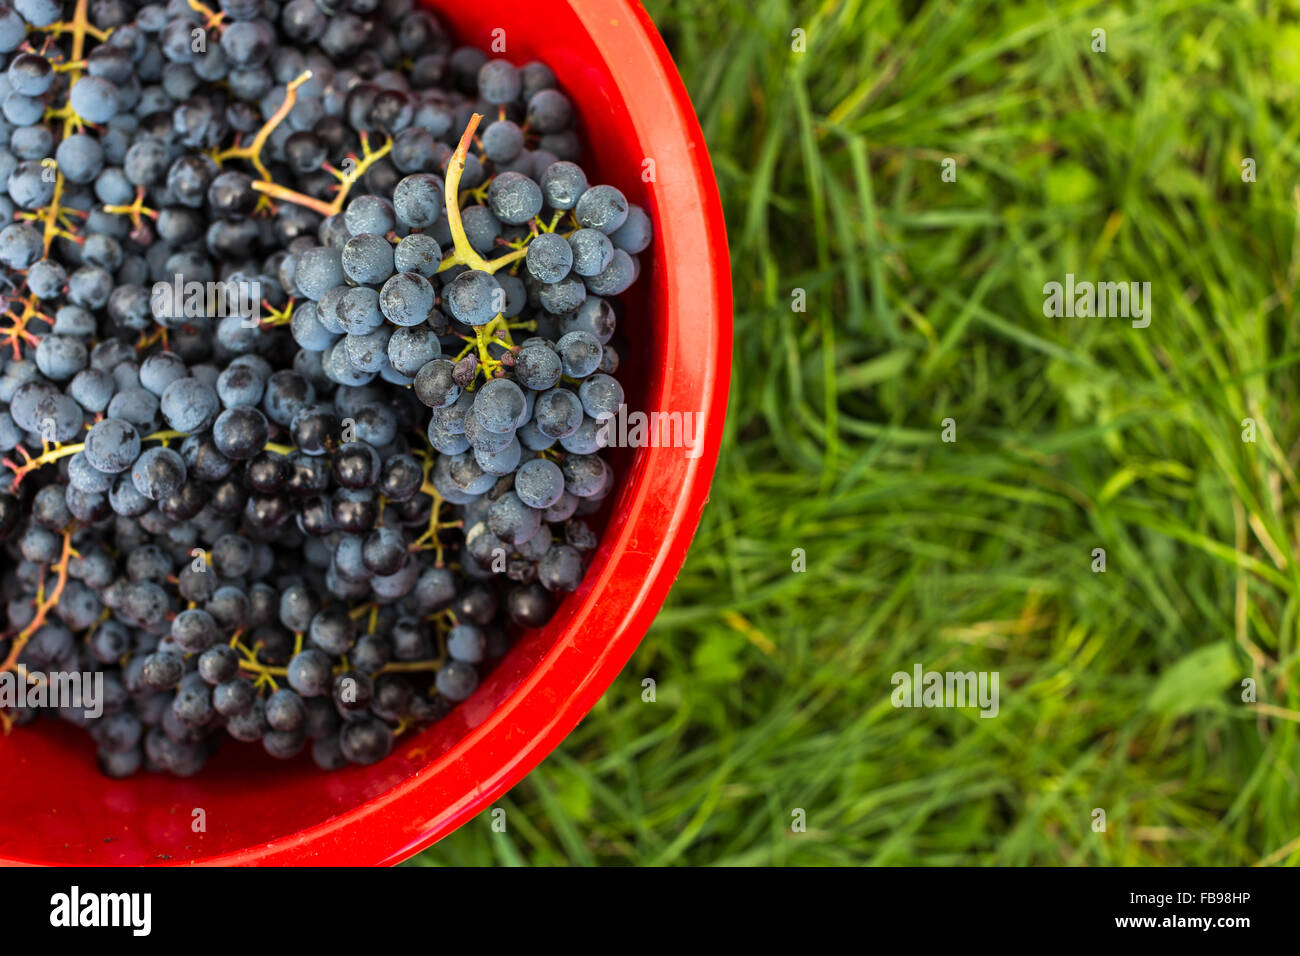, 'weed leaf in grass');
1146,643,1240,717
